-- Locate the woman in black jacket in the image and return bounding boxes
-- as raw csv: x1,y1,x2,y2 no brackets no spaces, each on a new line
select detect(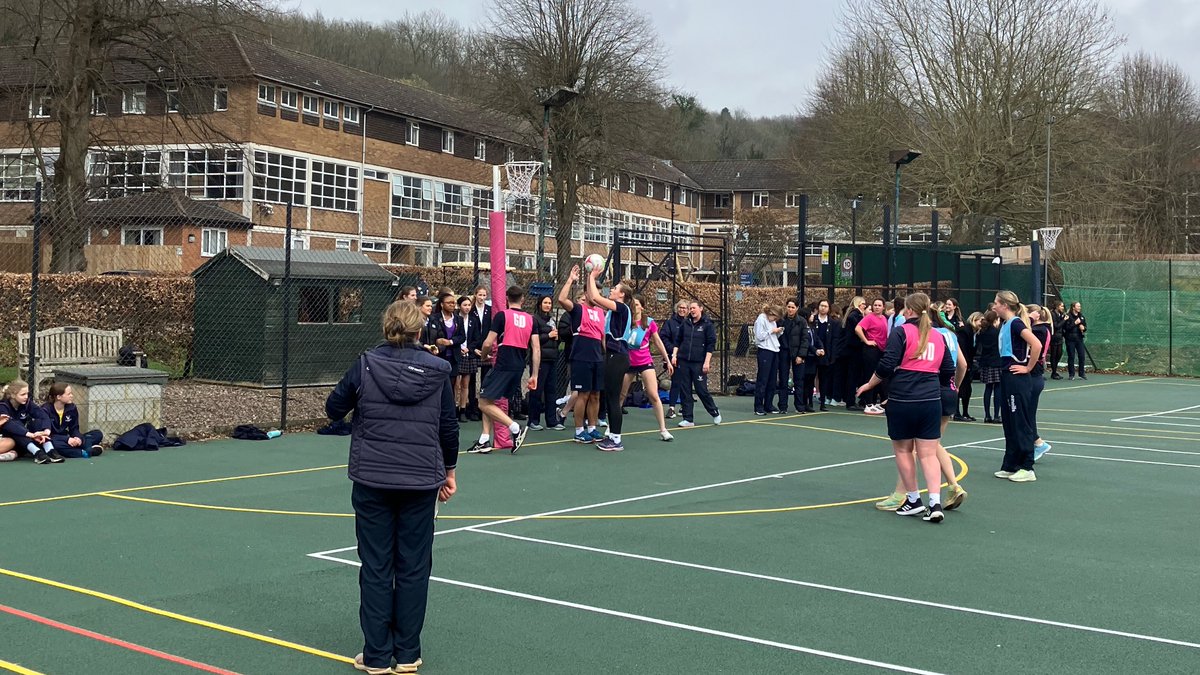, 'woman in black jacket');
954,312,980,421
812,299,836,410
795,307,824,412
1049,301,1066,380
776,299,802,413
839,296,867,411
325,300,458,675
456,296,483,421
977,310,1003,423
1063,301,1087,379
528,296,562,430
